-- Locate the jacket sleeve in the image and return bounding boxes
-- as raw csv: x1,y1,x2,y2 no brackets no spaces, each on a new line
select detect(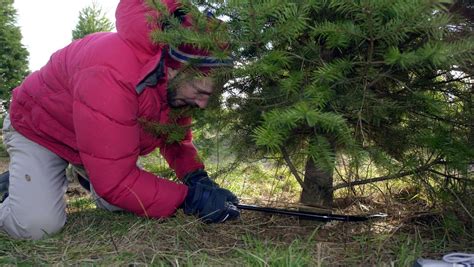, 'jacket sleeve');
72,67,188,218
159,116,205,180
